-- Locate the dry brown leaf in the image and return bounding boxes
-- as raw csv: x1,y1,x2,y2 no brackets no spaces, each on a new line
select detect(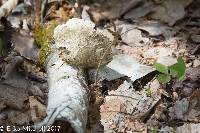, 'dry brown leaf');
89,0,142,22
169,98,190,120
12,31,39,62
0,84,28,110
173,67,200,97
137,21,176,39
150,0,186,26
190,34,200,43
44,1,75,22
169,89,200,122
100,81,160,132
20,59,47,82
1,55,33,89
176,123,200,133
117,23,149,46
124,2,154,19
29,96,46,123
10,111,30,125
193,59,200,67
